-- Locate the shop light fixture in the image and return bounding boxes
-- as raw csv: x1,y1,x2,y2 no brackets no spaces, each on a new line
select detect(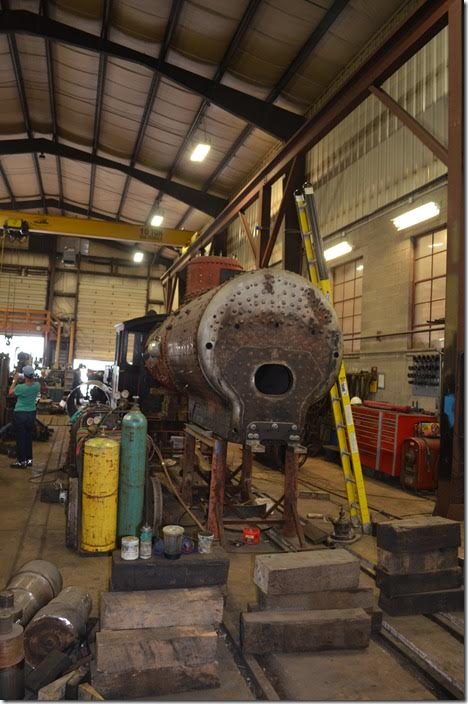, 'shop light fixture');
324,241,352,261
151,207,164,227
392,202,440,231
190,143,211,162
133,250,144,263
